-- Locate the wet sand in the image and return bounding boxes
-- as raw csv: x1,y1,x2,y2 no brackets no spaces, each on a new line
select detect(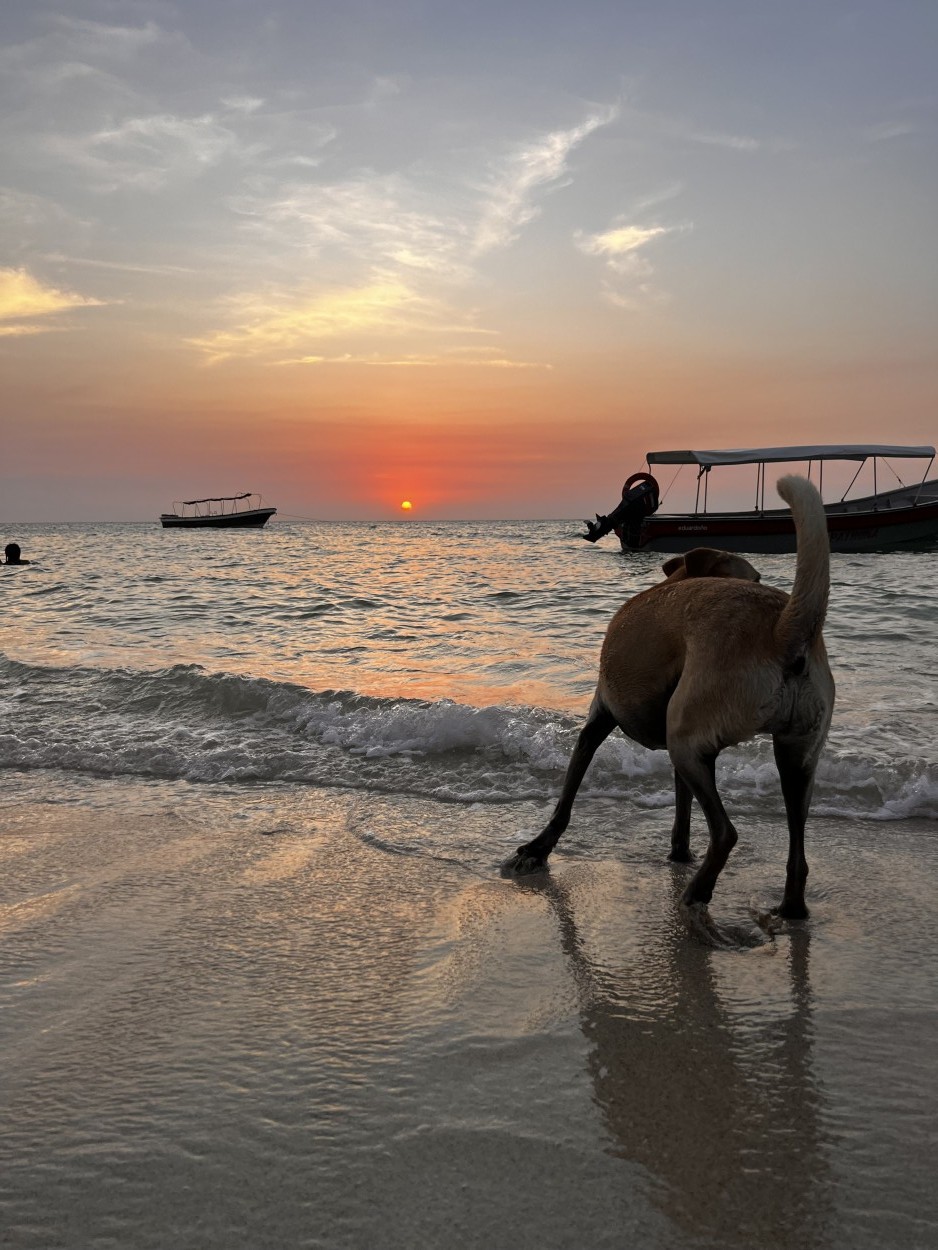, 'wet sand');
2,777,937,1249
